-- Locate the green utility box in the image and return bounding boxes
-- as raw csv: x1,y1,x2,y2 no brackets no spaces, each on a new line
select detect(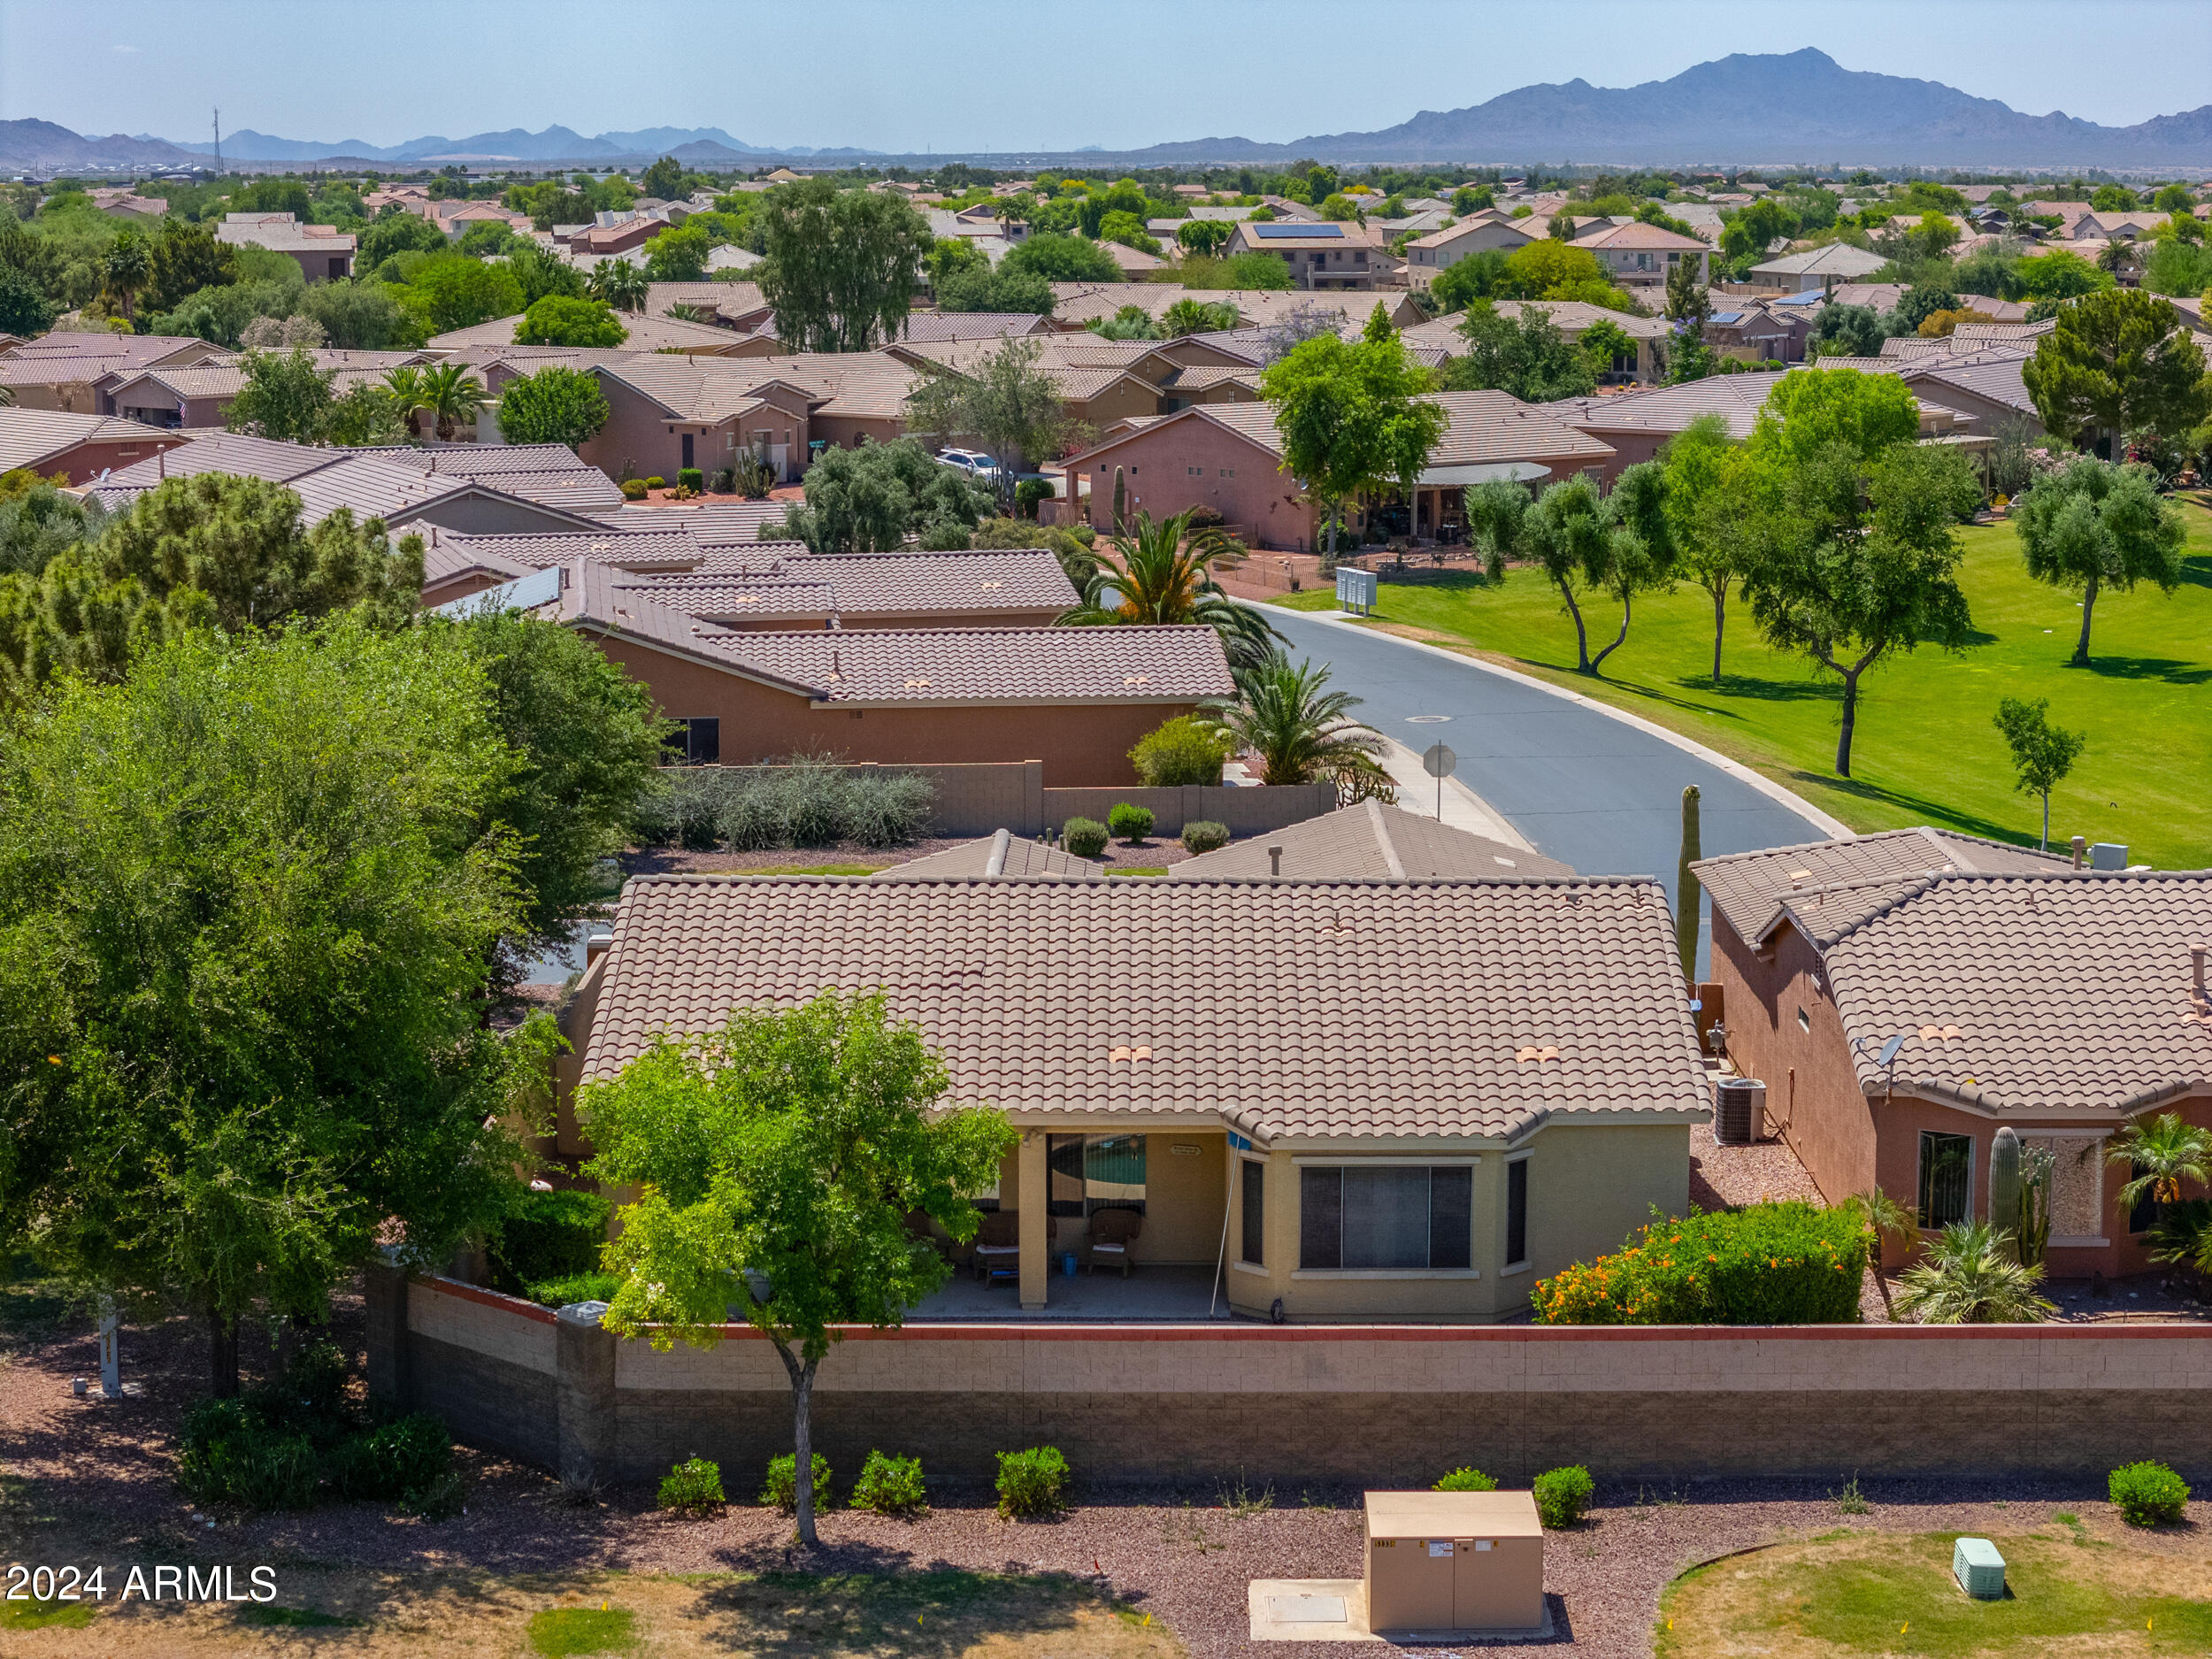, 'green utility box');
1953,1536,2006,1600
